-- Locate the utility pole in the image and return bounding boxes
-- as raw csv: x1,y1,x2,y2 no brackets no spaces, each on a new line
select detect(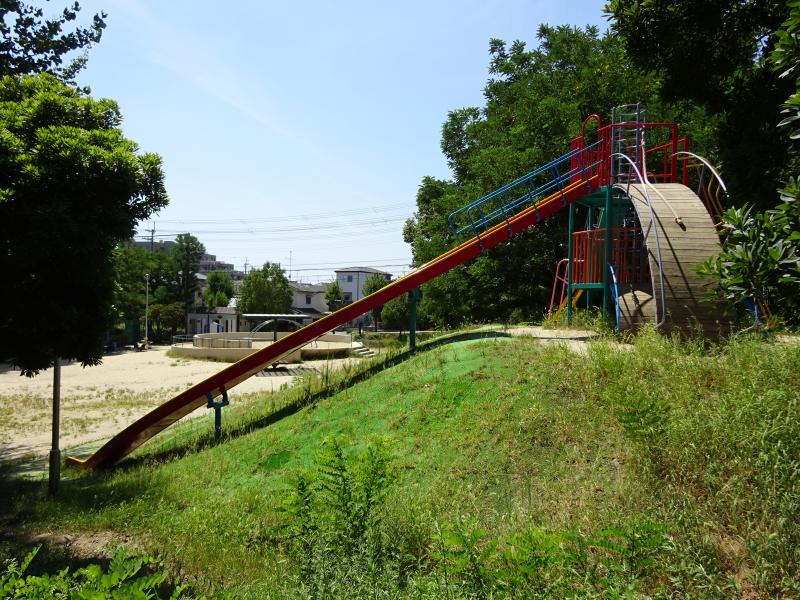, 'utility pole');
243,258,249,276
144,273,150,349
148,223,155,252
289,250,292,280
